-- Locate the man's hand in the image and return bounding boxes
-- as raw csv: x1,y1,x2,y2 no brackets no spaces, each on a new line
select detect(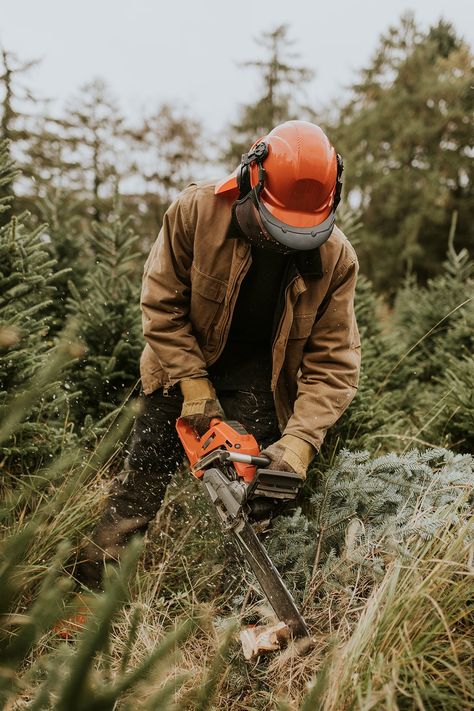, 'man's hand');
180,378,225,436
260,434,316,480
